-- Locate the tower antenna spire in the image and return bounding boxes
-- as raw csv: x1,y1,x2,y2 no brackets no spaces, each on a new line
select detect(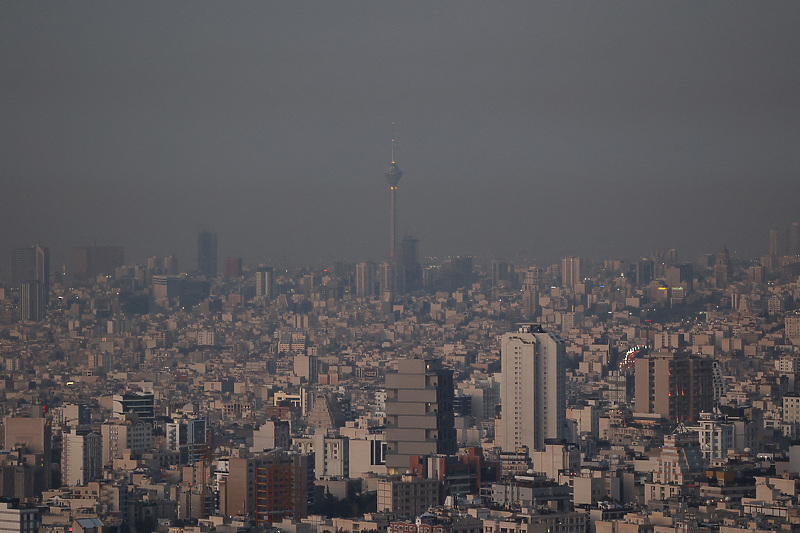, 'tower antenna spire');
391,122,396,163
